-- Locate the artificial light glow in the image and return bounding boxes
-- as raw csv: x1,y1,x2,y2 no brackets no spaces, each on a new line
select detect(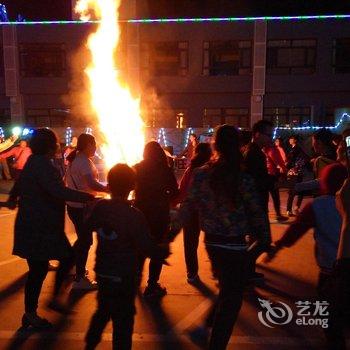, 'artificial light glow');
12,126,22,136
75,0,144,168
22,128,30,136
1,14,350,25
273,112,350,138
